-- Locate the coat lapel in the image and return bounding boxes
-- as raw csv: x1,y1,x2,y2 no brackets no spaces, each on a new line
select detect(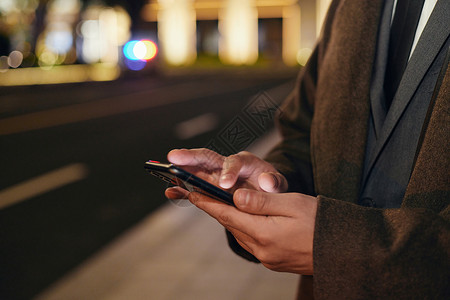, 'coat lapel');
403,59,449,210
365,0,450,175
311,0,384,202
